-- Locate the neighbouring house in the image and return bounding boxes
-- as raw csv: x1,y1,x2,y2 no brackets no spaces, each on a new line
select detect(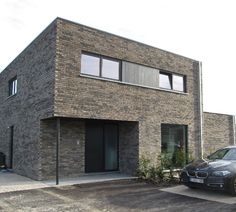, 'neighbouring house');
0,18,235,180
203,112,235,156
